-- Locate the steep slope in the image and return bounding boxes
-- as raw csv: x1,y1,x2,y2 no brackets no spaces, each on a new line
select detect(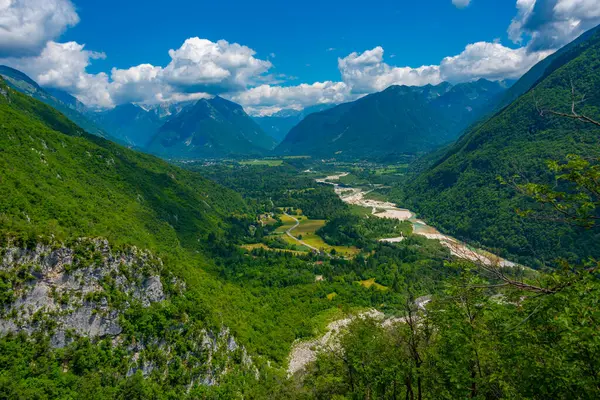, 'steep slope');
0,76,270,392
0,75,249,253
276,80,505,159
0,65,110,139
253,104,335,143
495,24,600,111
147,96,277,158
90,103,165,147
403,25,600,265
